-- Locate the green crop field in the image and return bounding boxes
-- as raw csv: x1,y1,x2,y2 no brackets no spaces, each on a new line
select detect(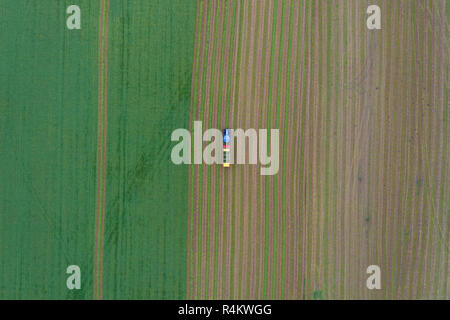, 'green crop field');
0,0,196,299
